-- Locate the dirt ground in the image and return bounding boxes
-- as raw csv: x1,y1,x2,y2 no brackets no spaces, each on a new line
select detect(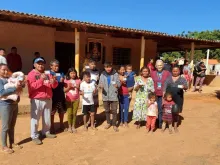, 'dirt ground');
0,90,220,165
